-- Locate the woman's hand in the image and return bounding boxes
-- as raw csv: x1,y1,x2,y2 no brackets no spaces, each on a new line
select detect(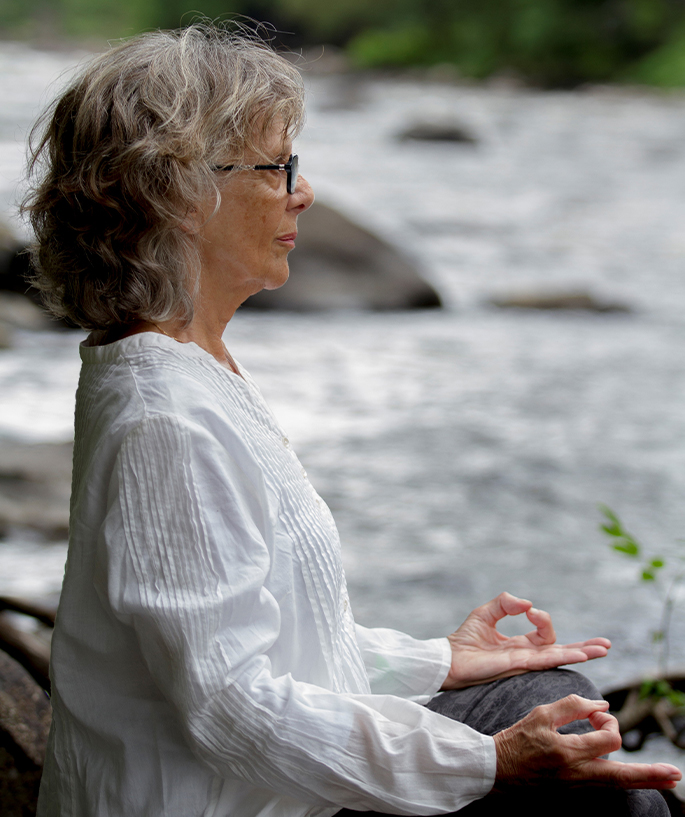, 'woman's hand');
441,592,611,690
494,695,682,789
